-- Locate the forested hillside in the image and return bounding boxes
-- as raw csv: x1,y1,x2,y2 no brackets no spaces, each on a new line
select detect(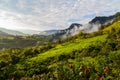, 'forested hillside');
0,16,120,80
0,35,52,50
